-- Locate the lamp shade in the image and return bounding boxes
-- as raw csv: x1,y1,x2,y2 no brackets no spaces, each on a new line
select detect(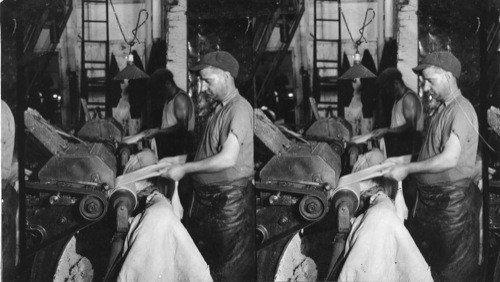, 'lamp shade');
339,52,377,80
339,64,377,80
112,54,150,80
